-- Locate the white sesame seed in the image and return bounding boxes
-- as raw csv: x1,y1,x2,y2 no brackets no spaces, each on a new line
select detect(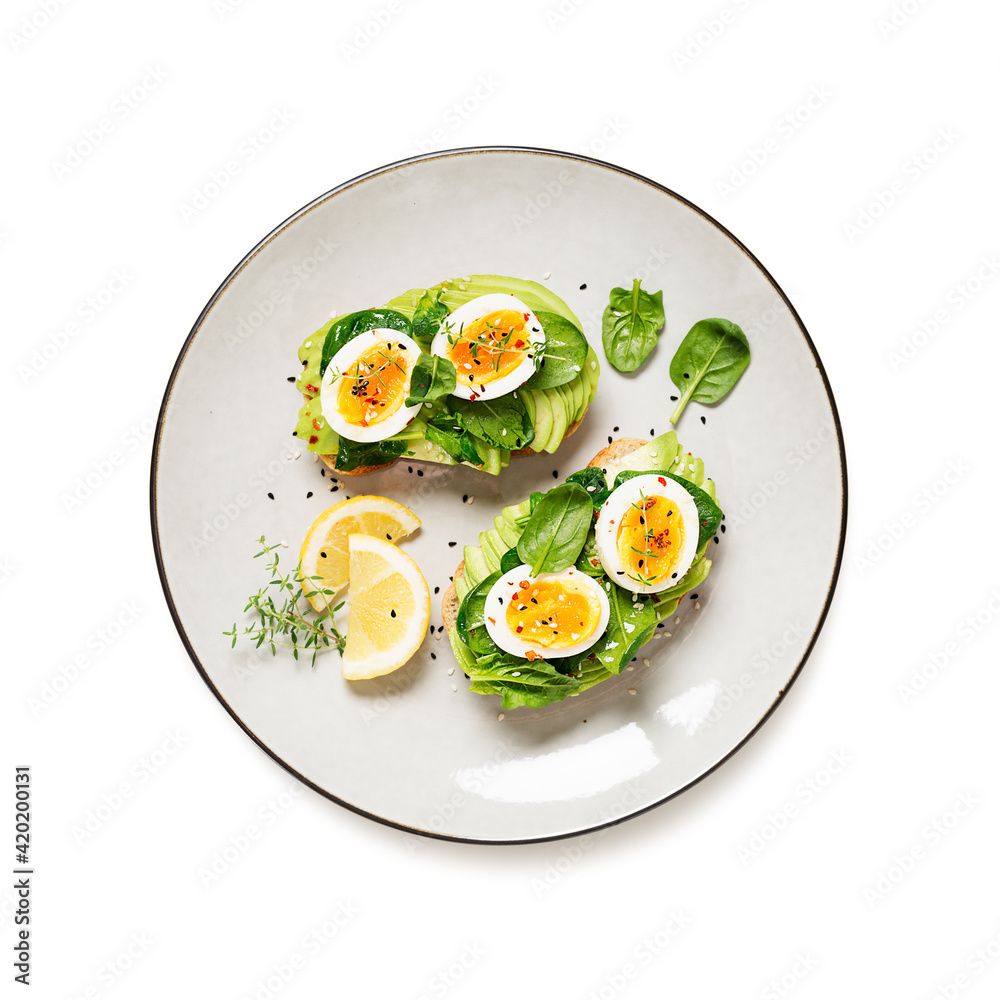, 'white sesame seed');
292,450,301,459
590,360,597,370
280,540,288,547
451,683,458,692
305,341,312,348
433,631,441,640
642,658,650,667
663,631,672,637
626,664,634,671
675,616,680,625
498,712,505,721
502,428,507,436
542,272,551,280
447,667,455,676
466,495,475,504
695,602,701,611
511,671,521,677
313,454,319,462
627,688,637,696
